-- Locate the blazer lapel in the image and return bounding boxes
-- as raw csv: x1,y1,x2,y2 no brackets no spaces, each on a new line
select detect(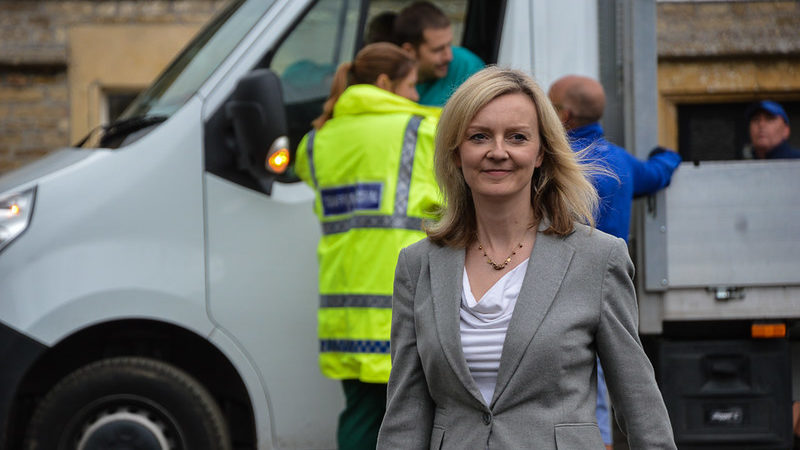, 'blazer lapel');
429,244,486,406
490,229,575,407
